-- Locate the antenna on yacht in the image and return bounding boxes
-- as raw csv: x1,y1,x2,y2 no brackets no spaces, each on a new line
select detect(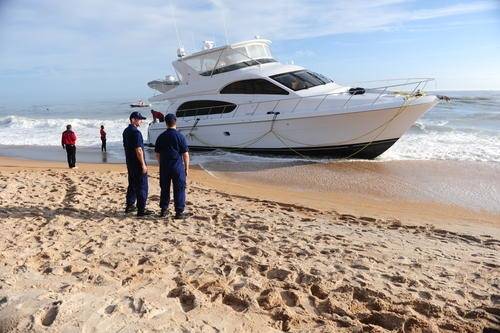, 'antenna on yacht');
169,1,184,57
223,12,229,45
190,32,196,53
